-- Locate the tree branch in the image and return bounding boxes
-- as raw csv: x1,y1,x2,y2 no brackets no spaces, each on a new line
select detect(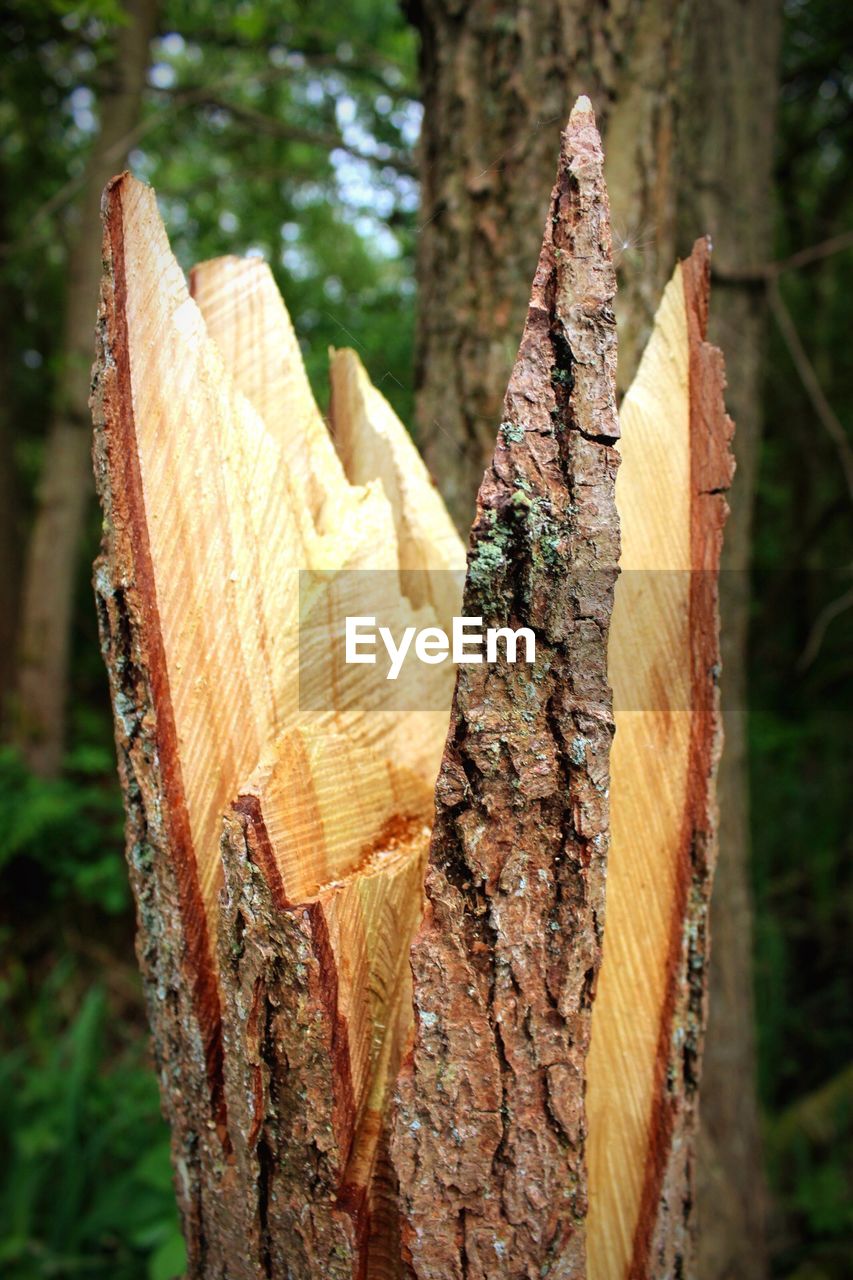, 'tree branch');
767,277,853,504
194,94,416,175
712,227,853,285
